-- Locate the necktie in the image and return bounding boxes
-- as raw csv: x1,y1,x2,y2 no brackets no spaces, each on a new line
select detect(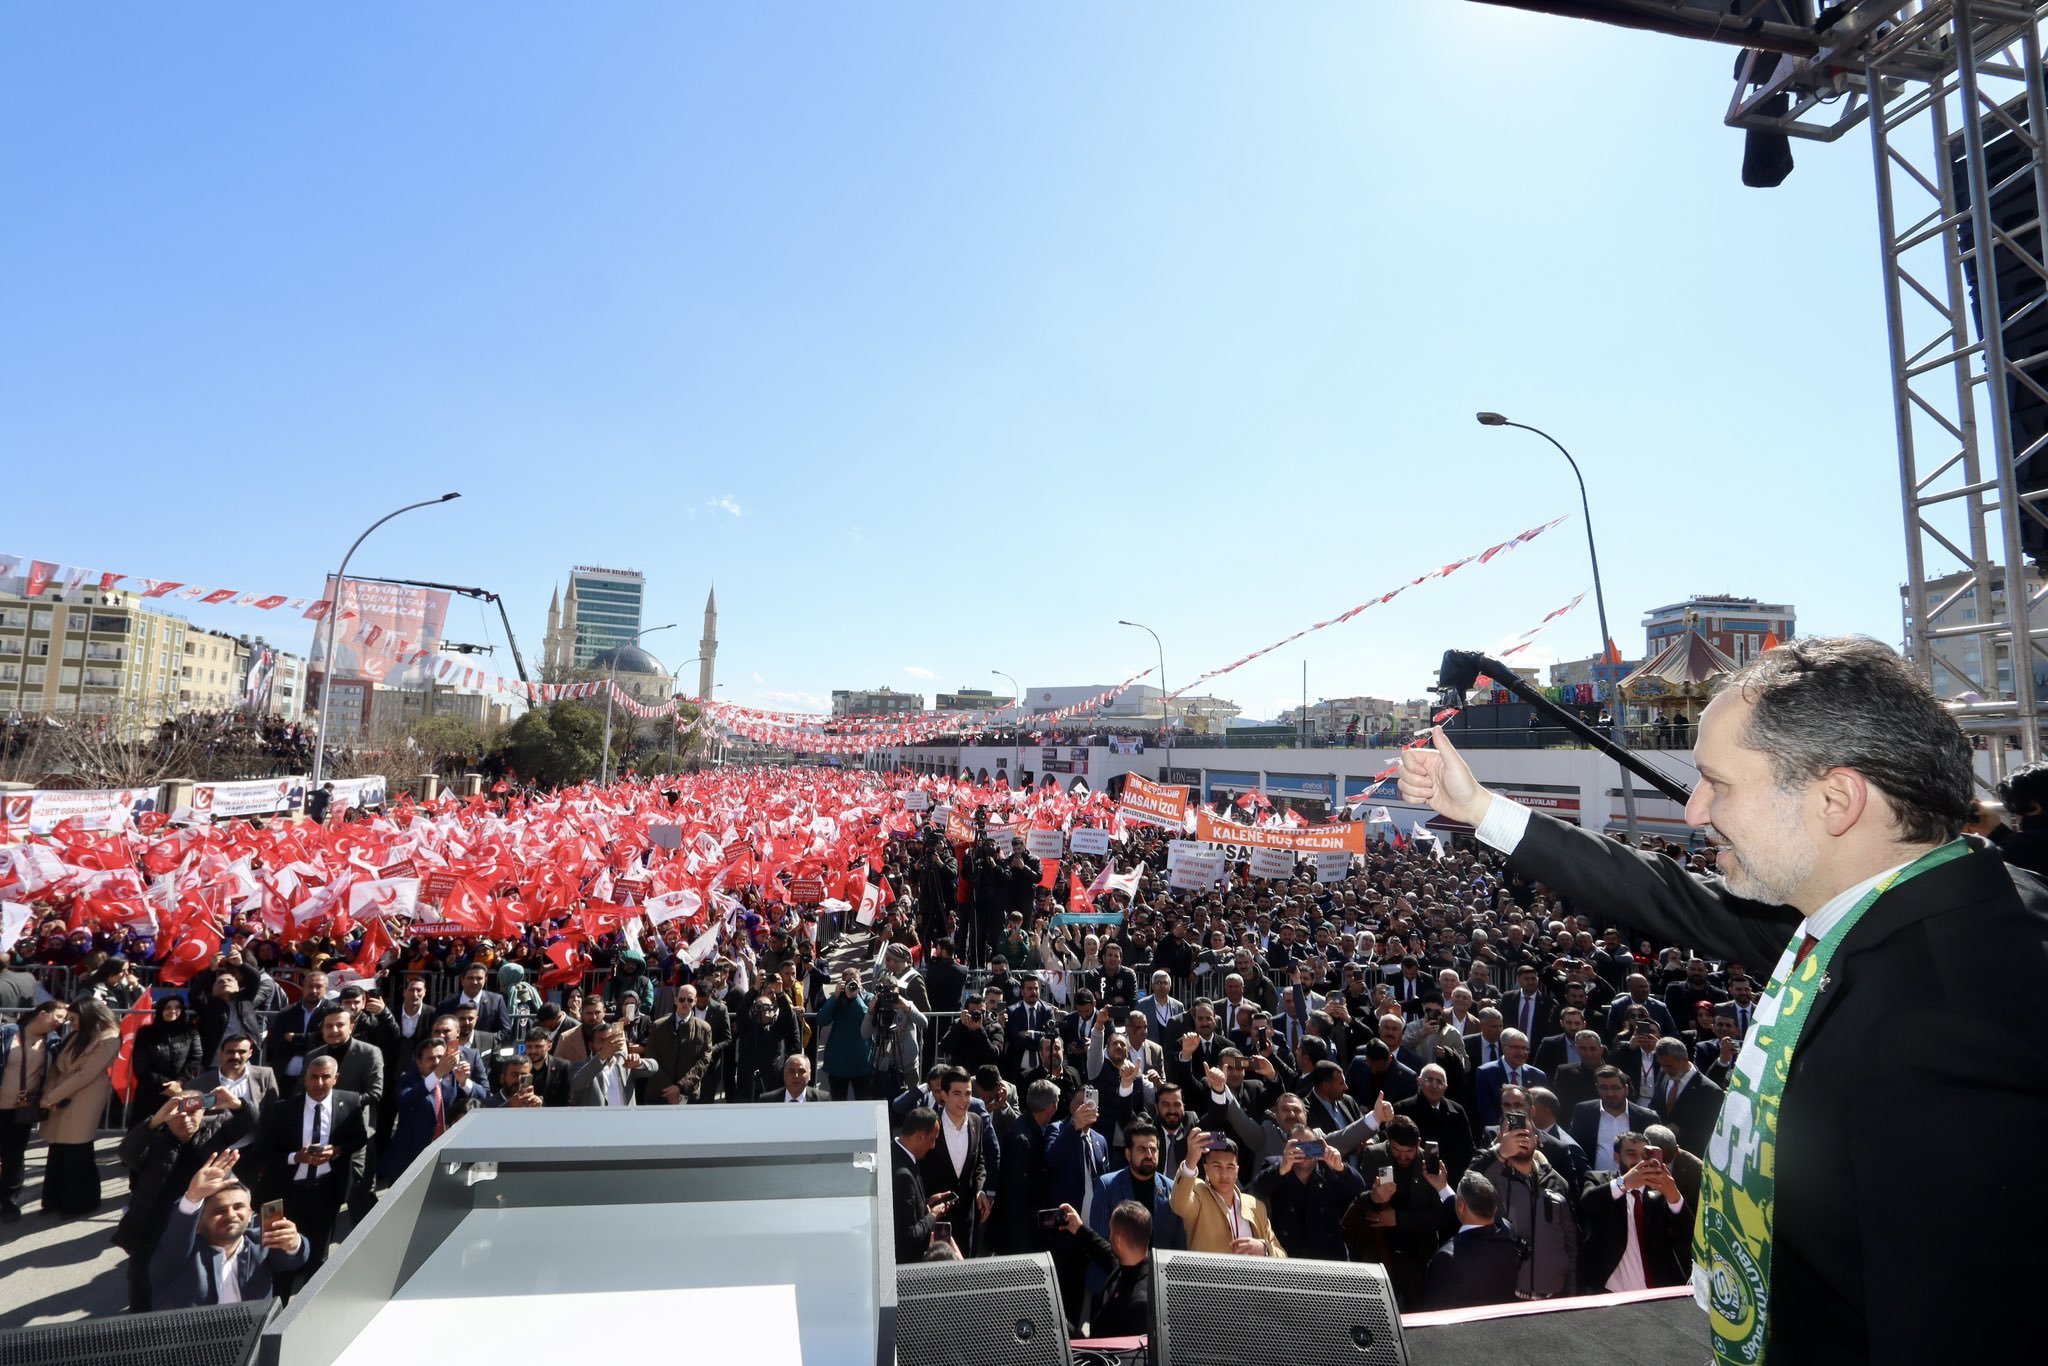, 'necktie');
1521,996,1535,1035
1792,933,1820,969
431,1081,446,1137
311,1100,324,1146
1631,1188,1648,1256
